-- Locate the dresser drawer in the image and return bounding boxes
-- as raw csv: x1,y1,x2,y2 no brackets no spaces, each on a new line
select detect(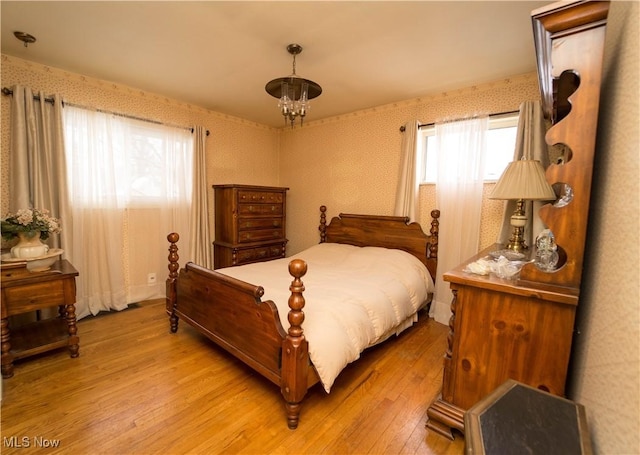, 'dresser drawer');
238,228,284,243
238,218,283,231
237,190,284,204
238,204,283,216
3,280,66,315
236,244,284,264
